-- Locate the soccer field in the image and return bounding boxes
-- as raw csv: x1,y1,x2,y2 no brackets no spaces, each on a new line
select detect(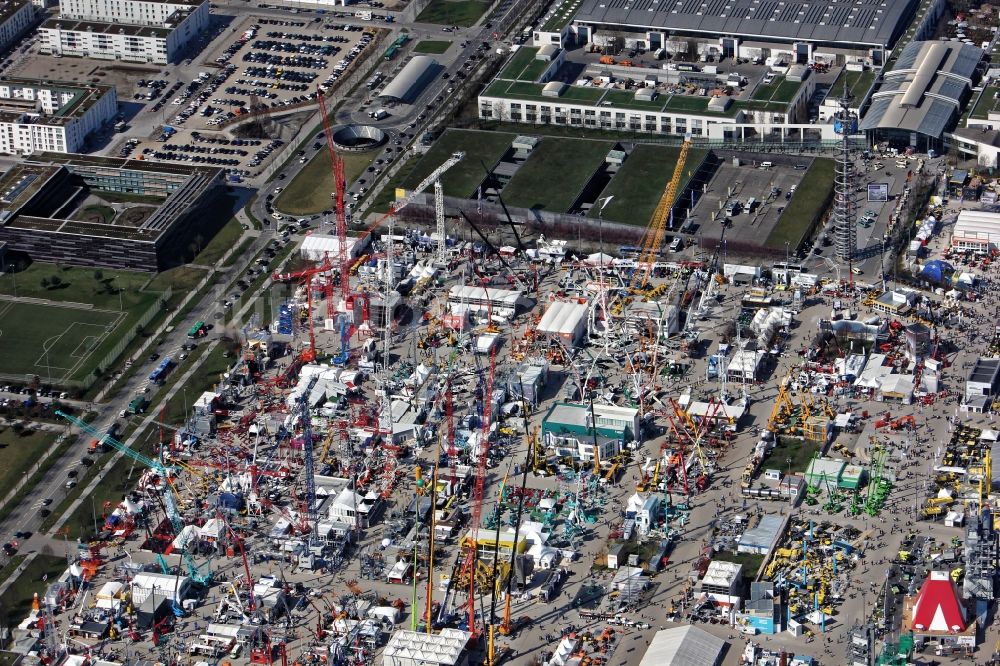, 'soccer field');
0,300,124,381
